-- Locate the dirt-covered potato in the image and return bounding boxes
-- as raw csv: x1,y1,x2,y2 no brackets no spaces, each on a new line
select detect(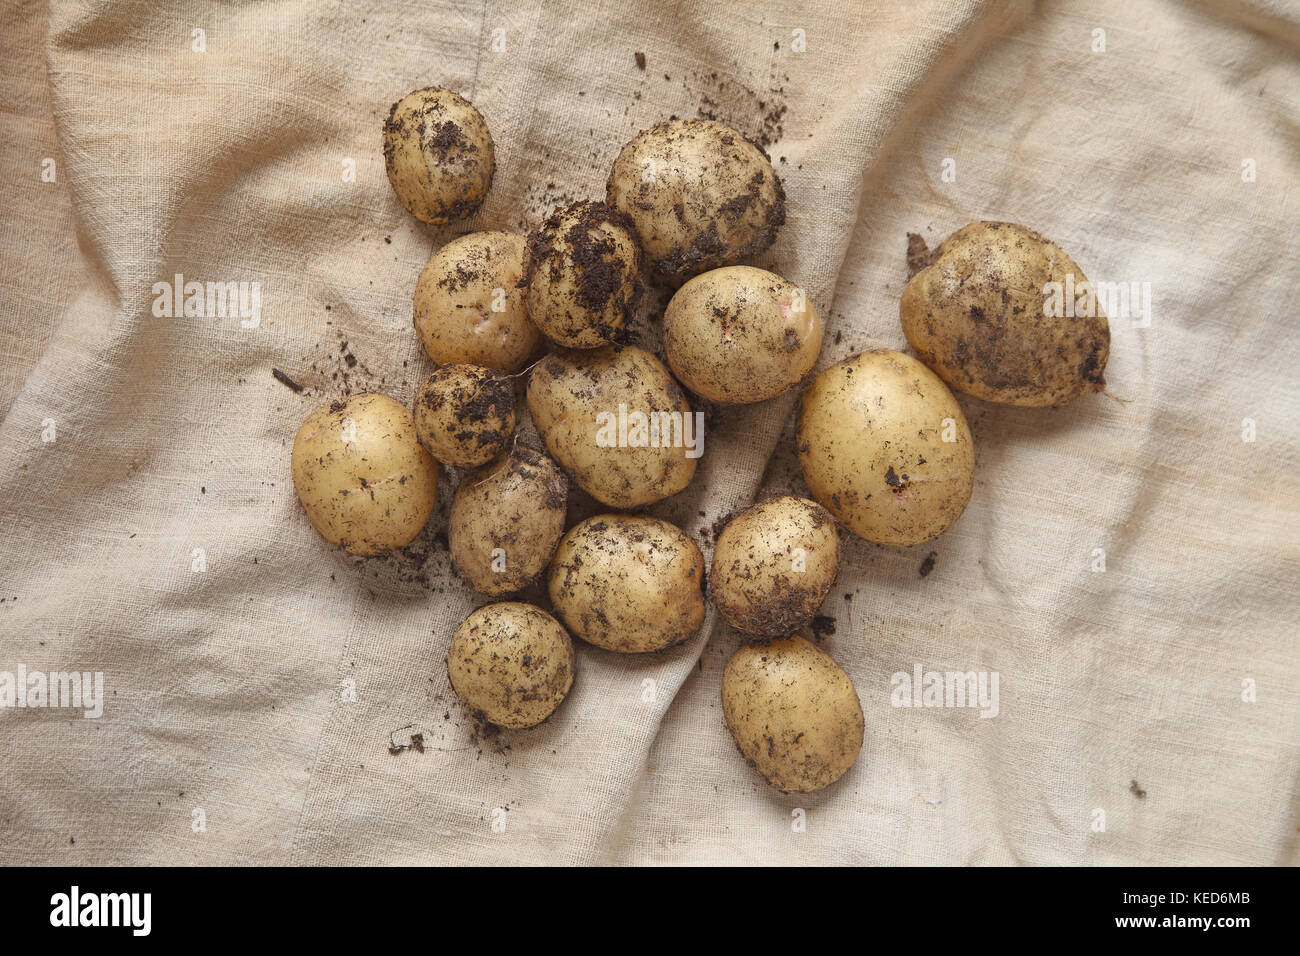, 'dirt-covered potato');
413,364,515,468
413,231,541,373
383,87,494,224
607,119,785,284
448,445,567,595
901,222,1110,406
447,602,575,728
797,349,974,547
527,345,699,508
547,514,706,653
664,266,822,404
291,394,439,556
523,201,643,349
709,496,840,636
722,635,864,793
